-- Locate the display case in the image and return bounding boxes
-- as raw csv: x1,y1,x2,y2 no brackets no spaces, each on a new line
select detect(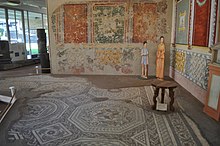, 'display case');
211,43,220,64
203,63,220,121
